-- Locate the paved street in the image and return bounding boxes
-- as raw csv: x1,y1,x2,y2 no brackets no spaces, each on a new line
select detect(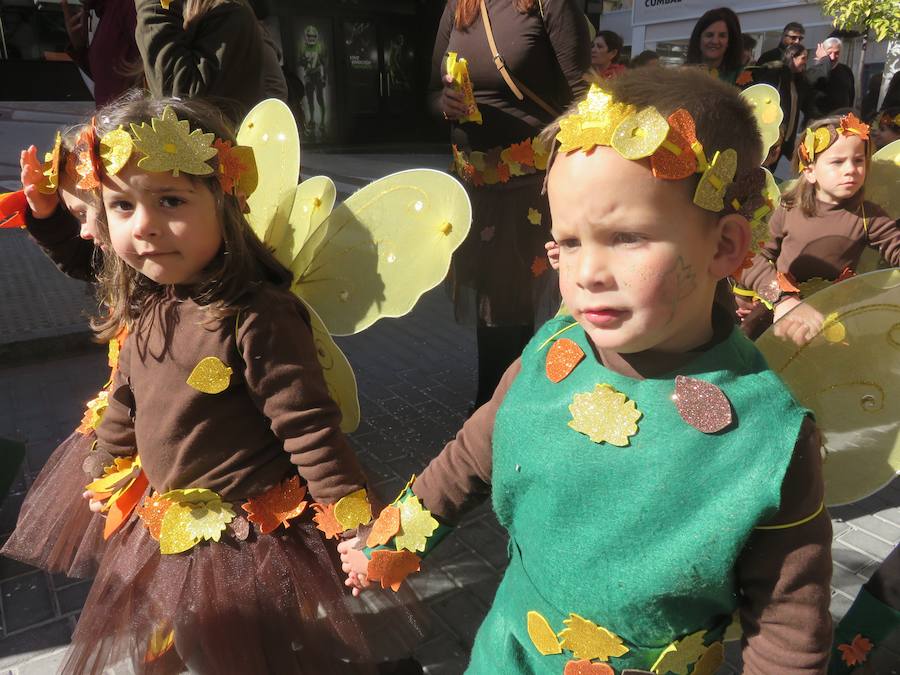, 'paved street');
0,102,898,673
